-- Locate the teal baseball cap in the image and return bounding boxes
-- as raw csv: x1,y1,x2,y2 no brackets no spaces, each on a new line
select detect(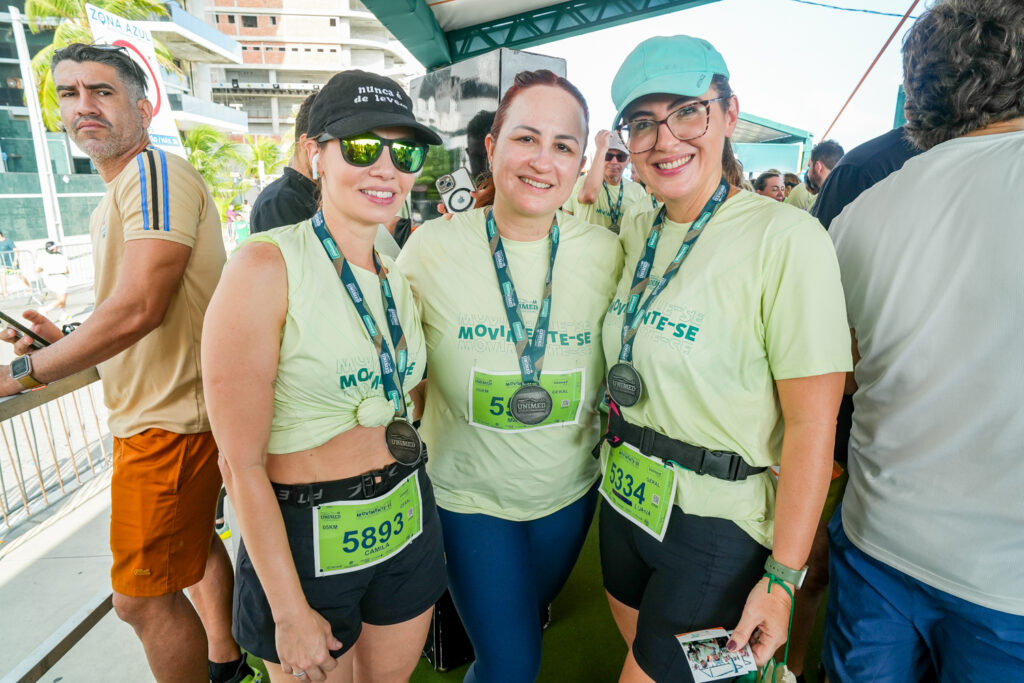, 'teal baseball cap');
611,35,730,128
